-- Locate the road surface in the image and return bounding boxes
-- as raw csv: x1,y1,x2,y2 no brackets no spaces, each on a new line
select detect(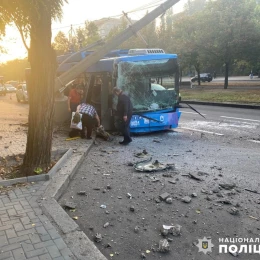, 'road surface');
179,104,260,142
